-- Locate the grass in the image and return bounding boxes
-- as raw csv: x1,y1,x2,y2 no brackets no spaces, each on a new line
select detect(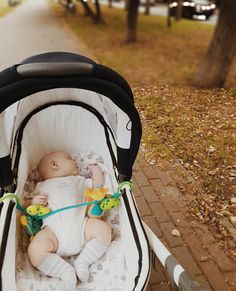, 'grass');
50,2,236,238
0,5,11,17
0,0,19,17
